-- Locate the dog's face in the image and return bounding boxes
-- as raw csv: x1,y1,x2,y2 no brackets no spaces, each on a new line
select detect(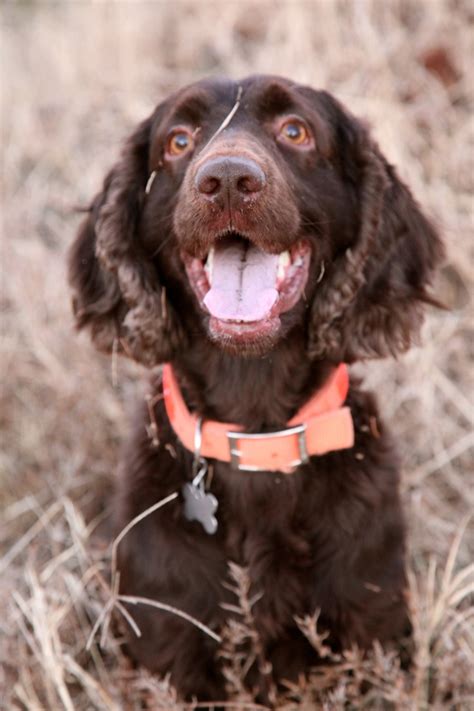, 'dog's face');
69,75,443,365
142,77,359,353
